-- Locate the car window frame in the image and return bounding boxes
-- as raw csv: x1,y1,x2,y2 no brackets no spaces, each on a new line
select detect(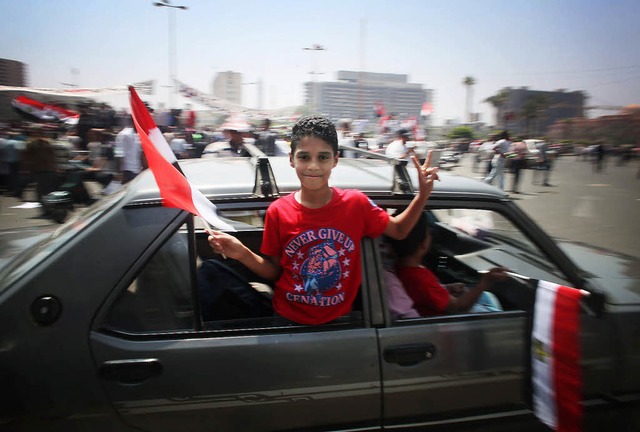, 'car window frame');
374,198,585,328
97,210,372,340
